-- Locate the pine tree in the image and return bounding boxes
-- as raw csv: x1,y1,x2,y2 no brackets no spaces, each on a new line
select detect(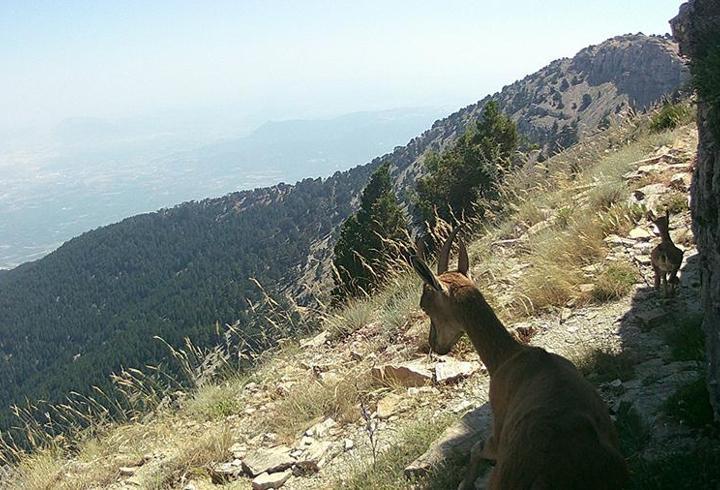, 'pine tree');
332,162,408,299
415,100,518,225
